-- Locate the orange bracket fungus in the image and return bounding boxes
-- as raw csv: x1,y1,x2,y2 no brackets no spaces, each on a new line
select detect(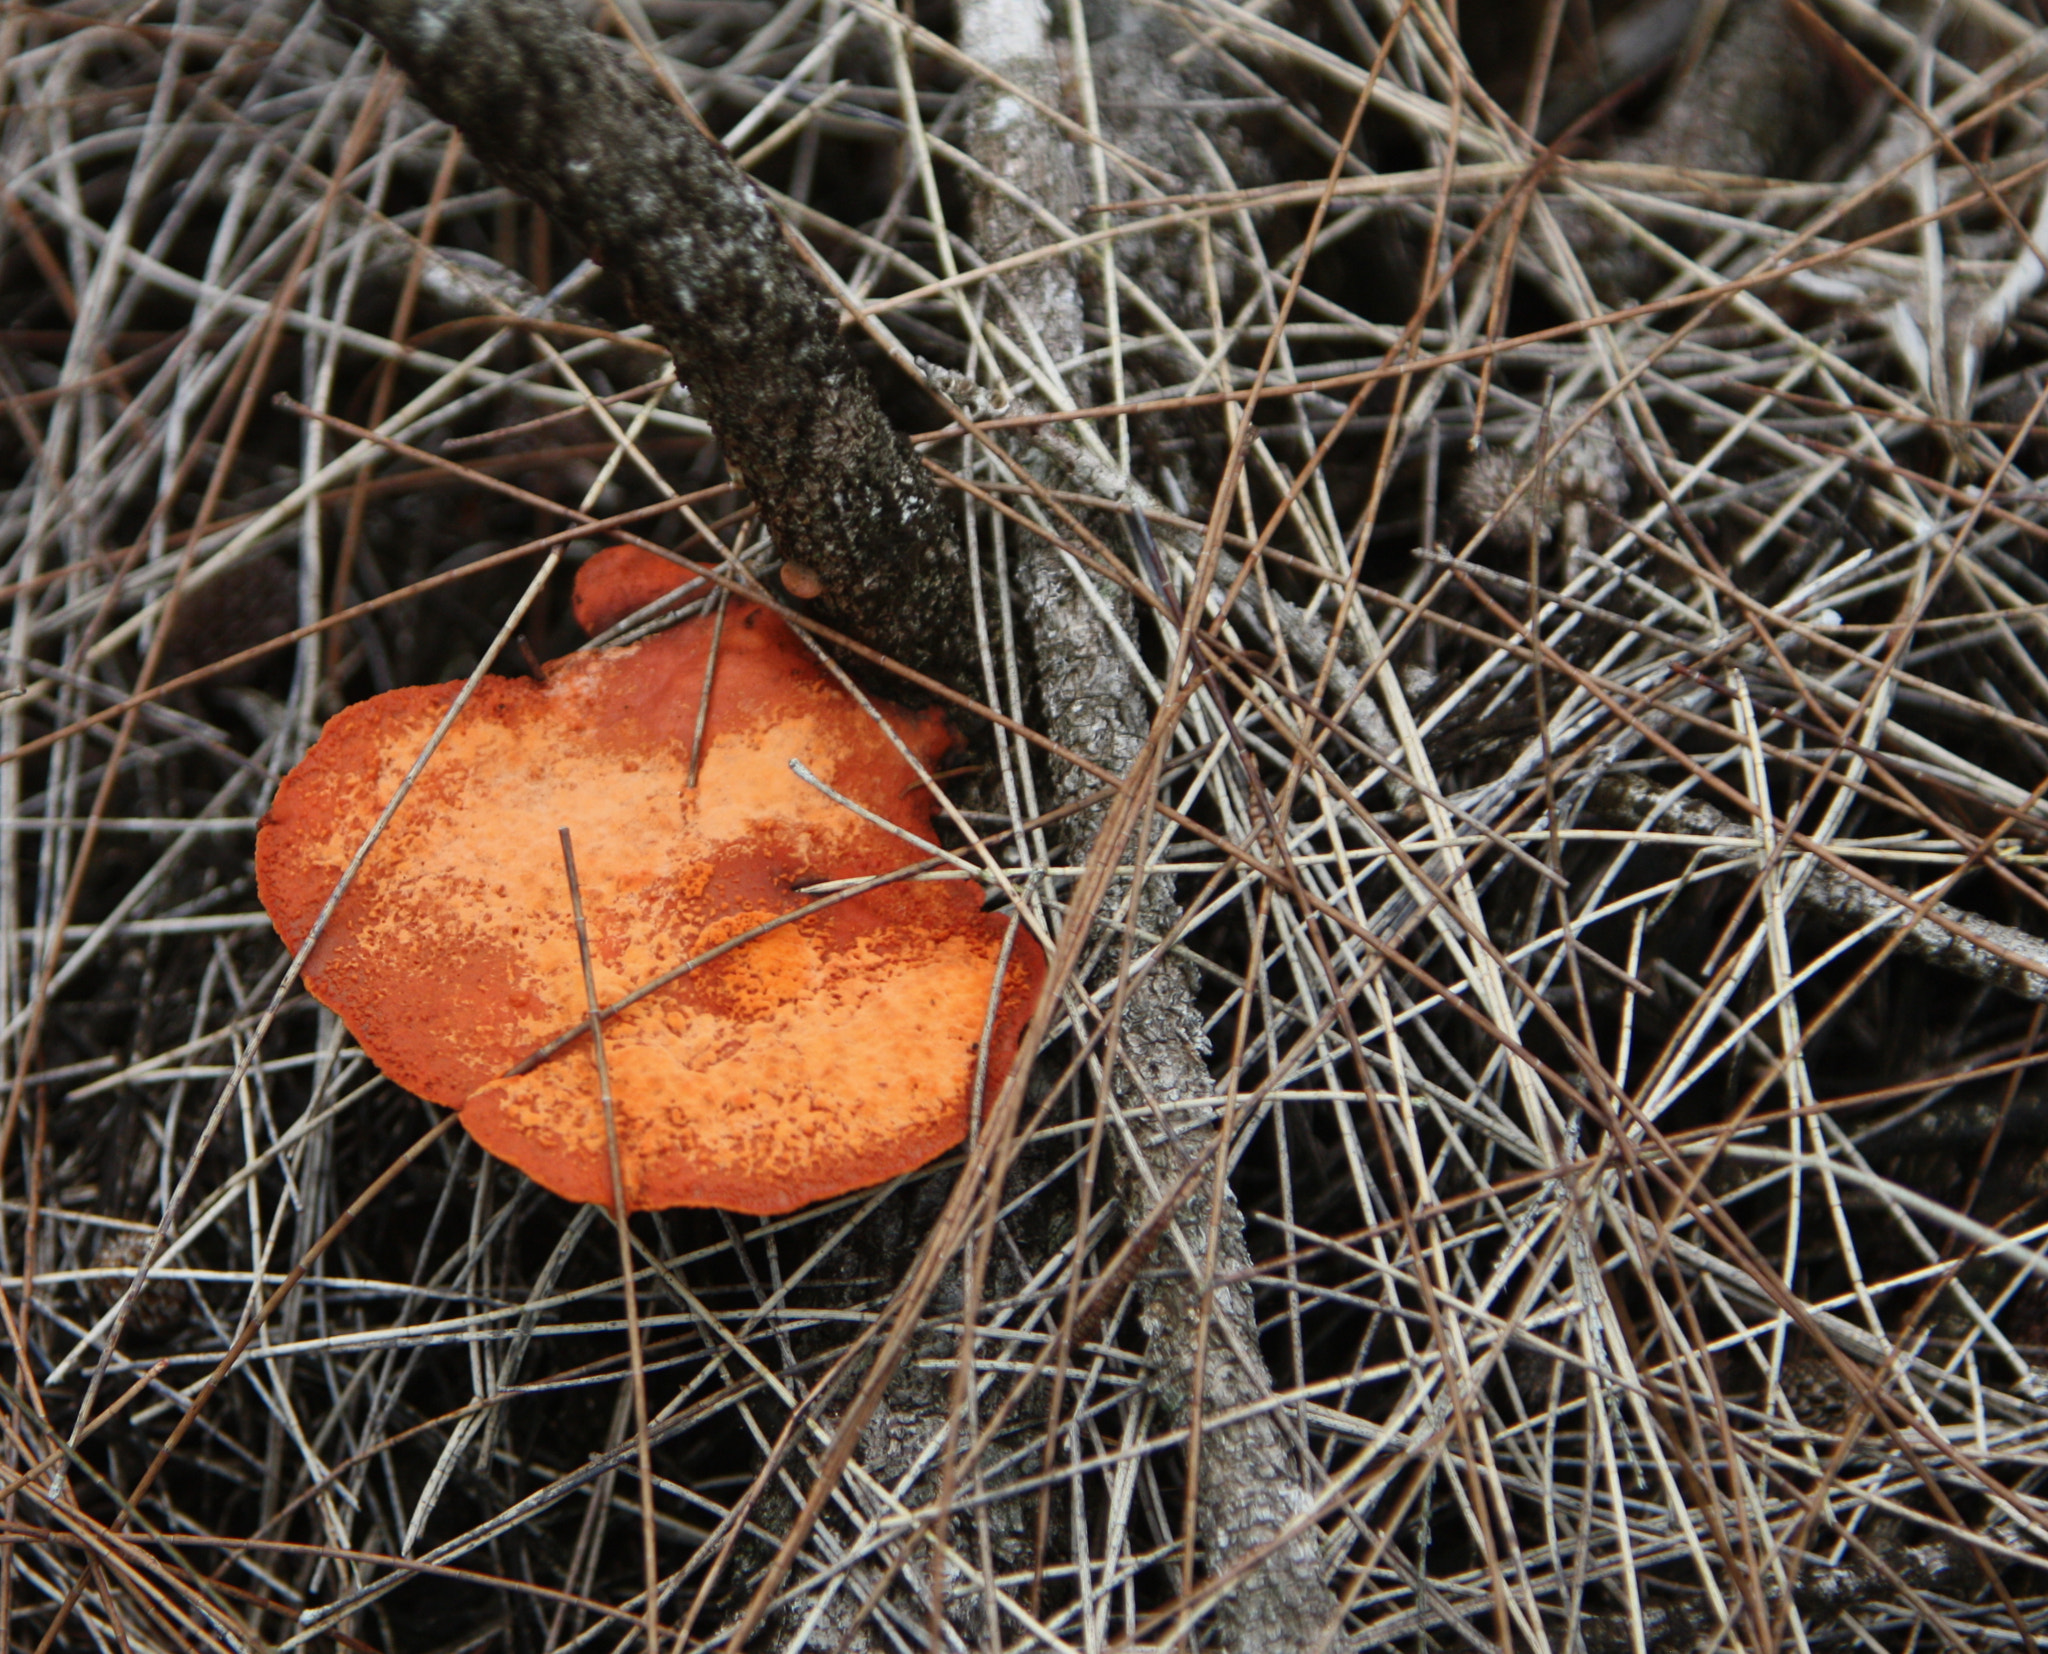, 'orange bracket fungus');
256,552,1044,1215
